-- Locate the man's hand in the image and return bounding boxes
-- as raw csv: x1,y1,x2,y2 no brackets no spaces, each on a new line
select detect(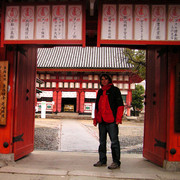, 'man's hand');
116,121,122,125
116,118,122,125
93,119,97,126
93,122,97,126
